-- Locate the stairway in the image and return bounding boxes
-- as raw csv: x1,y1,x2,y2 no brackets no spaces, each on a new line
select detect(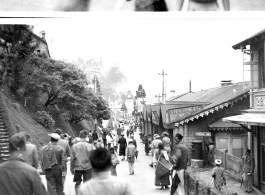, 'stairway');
0,115,9,162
